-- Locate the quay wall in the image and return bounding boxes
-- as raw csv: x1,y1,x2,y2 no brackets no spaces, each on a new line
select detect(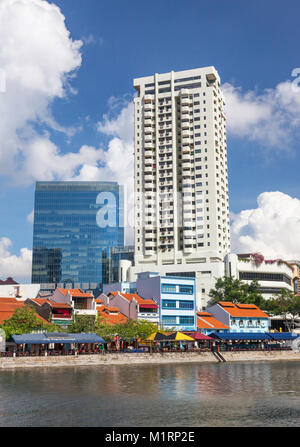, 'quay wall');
0,351,300,369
